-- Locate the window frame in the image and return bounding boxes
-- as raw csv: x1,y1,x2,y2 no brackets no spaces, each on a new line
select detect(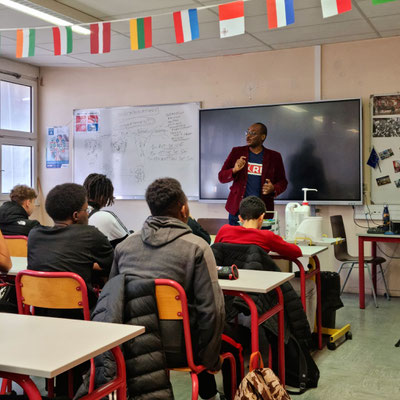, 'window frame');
0,72,37,200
